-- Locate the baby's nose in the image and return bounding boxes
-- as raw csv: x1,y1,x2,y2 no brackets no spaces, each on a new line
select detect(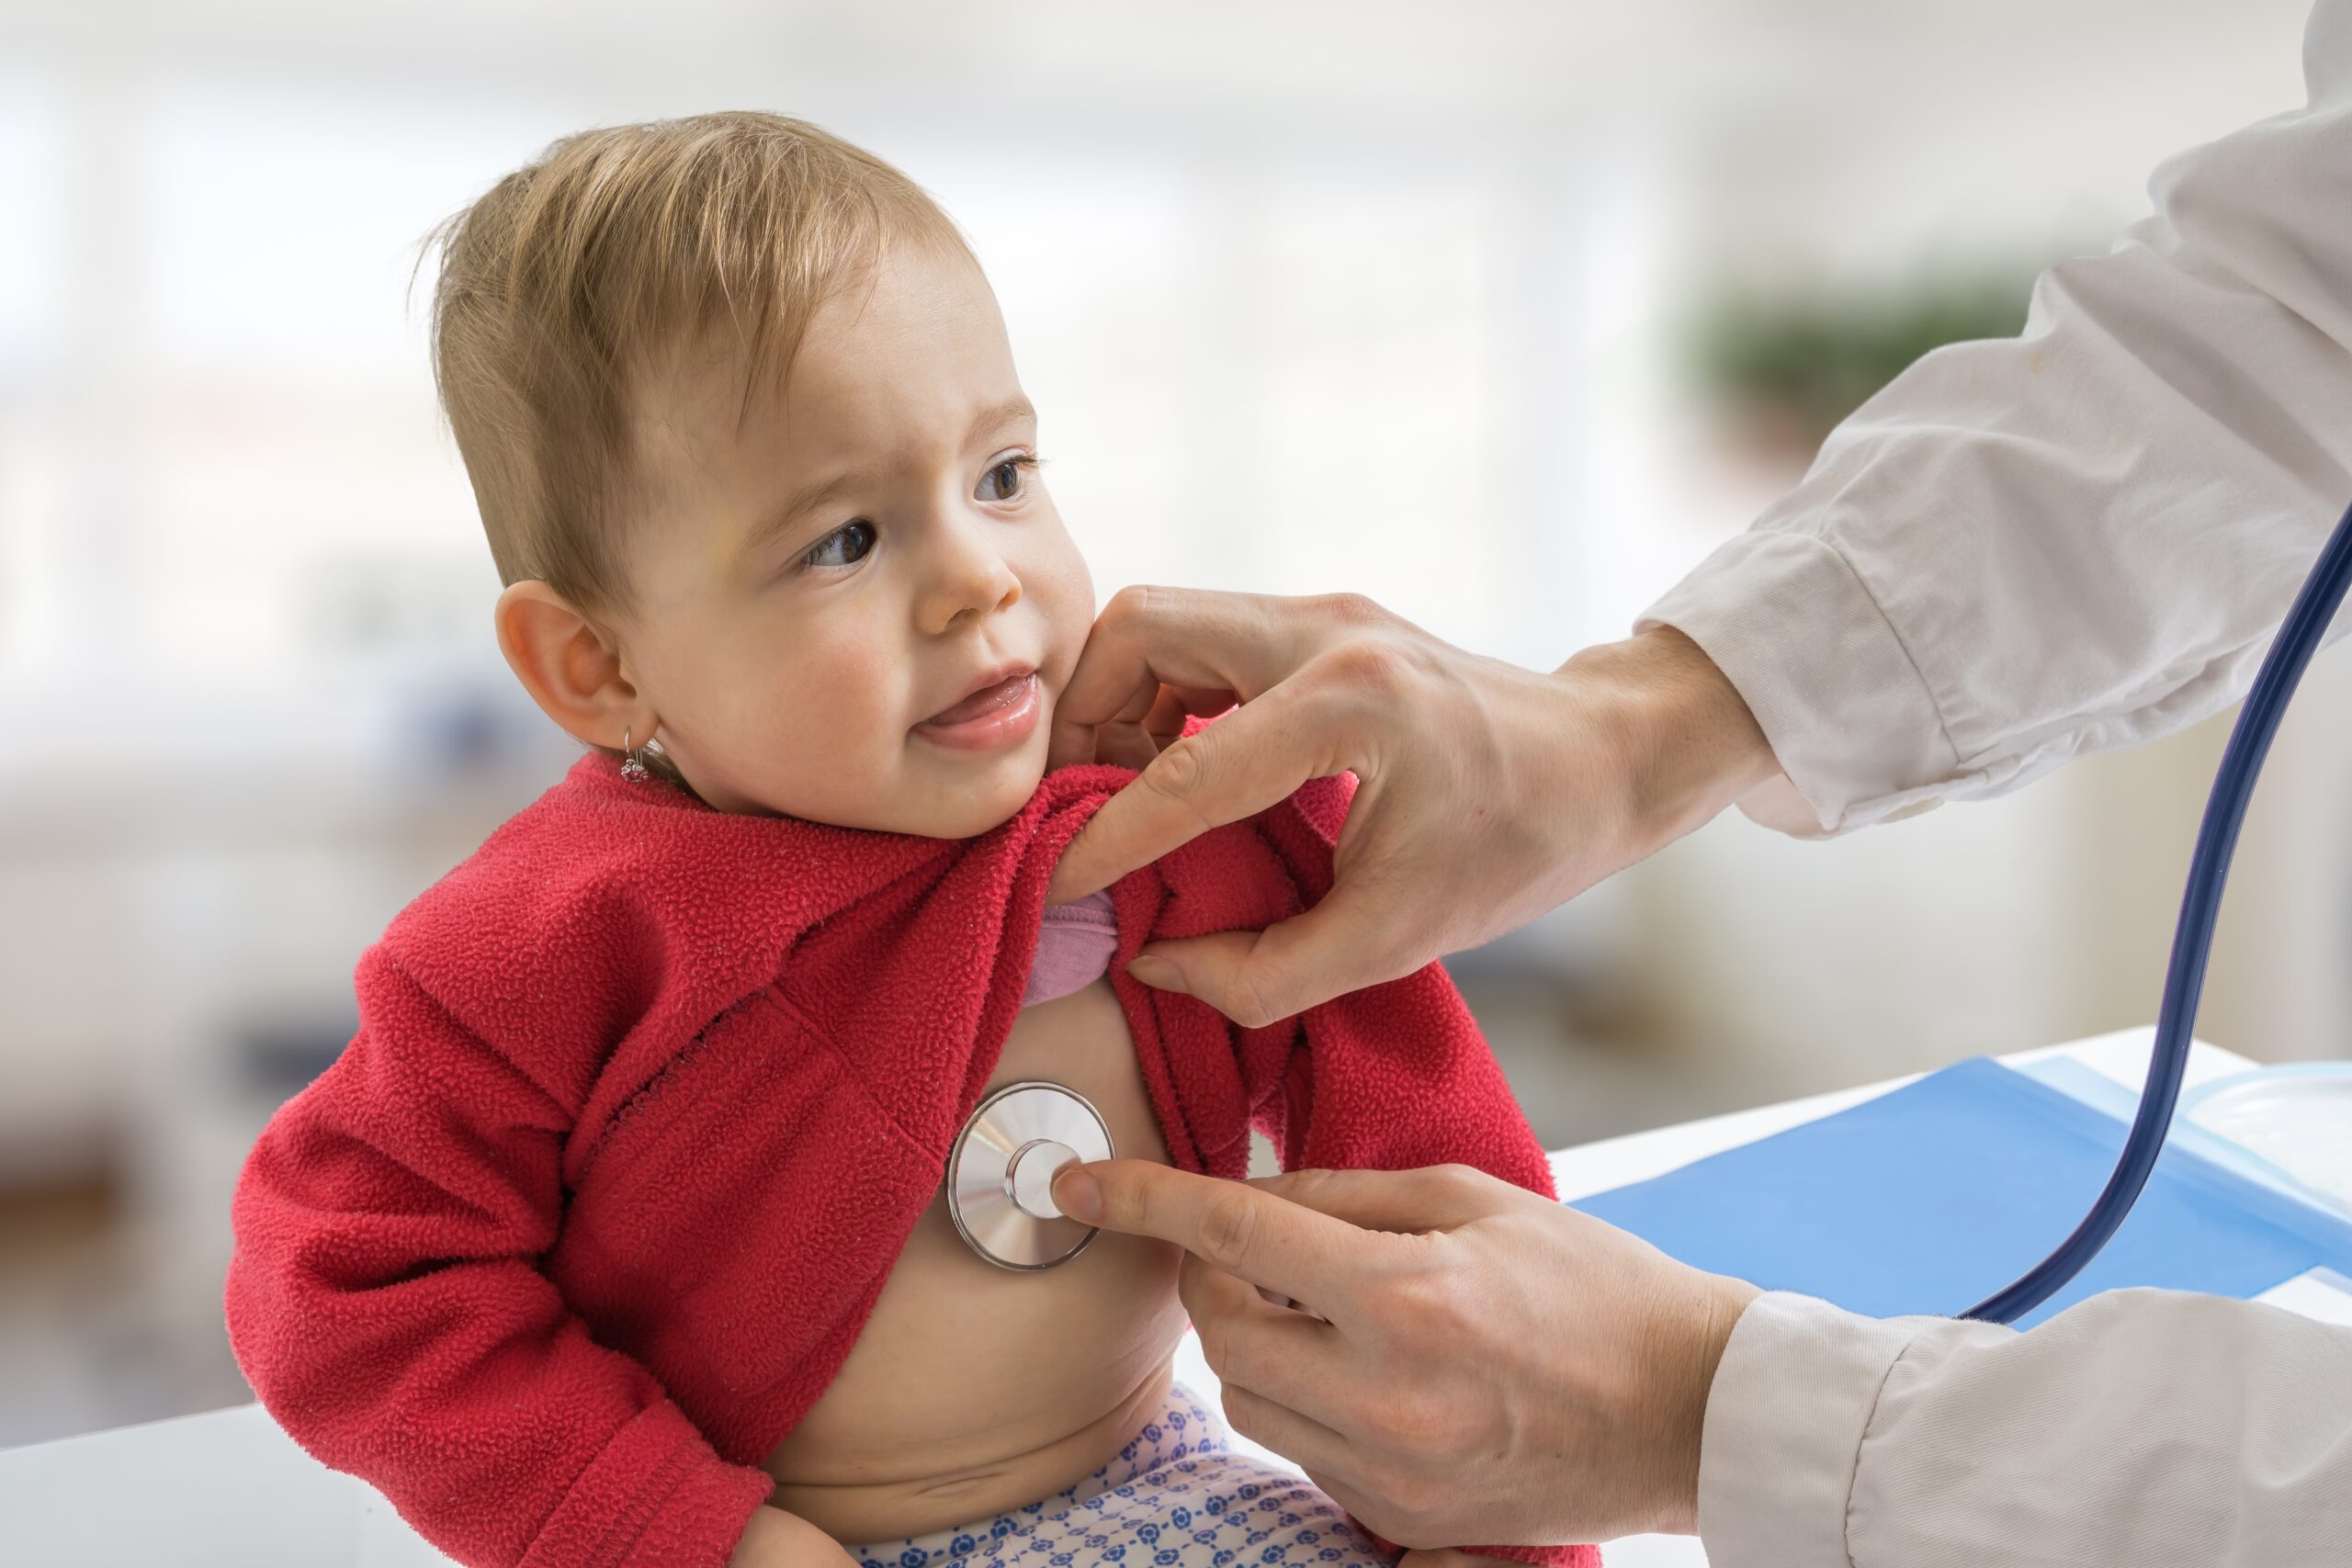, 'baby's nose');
920,529,1022,632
